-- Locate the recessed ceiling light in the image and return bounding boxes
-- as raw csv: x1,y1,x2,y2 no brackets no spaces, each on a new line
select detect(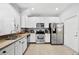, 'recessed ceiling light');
32,8,34,10
56,8,59,11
